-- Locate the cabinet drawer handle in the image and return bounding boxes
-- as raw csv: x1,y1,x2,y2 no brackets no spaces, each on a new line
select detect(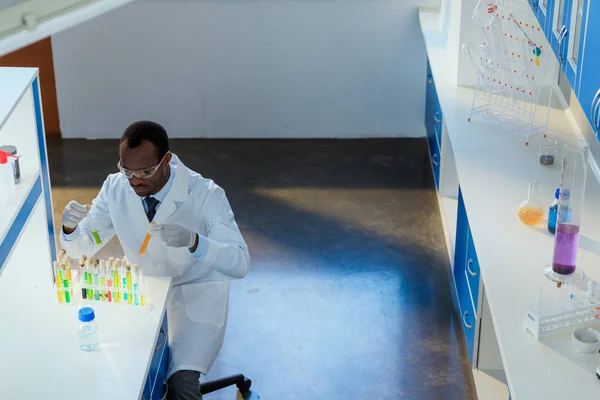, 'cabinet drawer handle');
463,311,473,330
466,258,477,277
432,153,439,166
556,25,567,63
434,112,442,124
591,89,600,132
590,89,600,125
155,327,167,352
427,74,433,84
531,0,537,11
